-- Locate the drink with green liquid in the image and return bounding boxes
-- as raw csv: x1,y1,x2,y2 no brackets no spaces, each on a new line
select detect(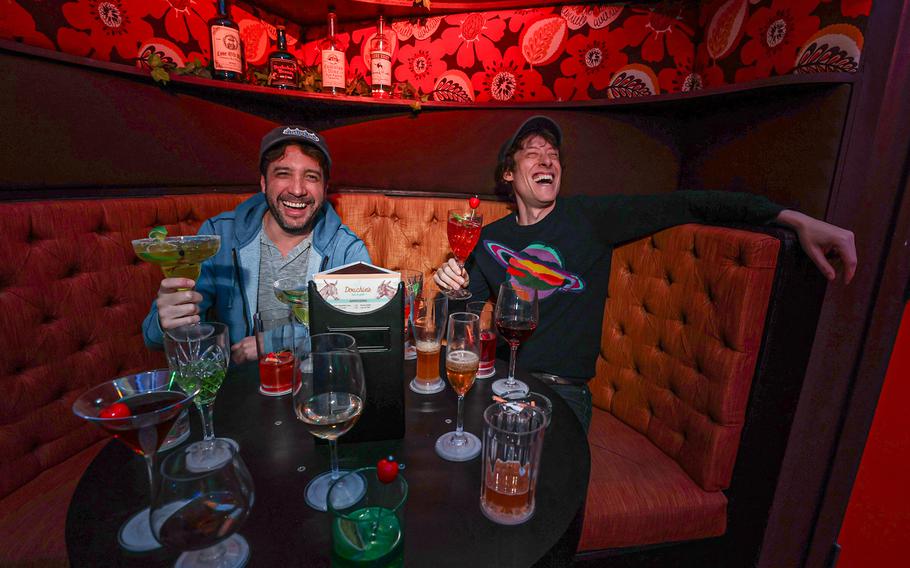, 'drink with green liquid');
171,359,226,405
132,235,221,281
332,507,403,567
273,277,309,325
